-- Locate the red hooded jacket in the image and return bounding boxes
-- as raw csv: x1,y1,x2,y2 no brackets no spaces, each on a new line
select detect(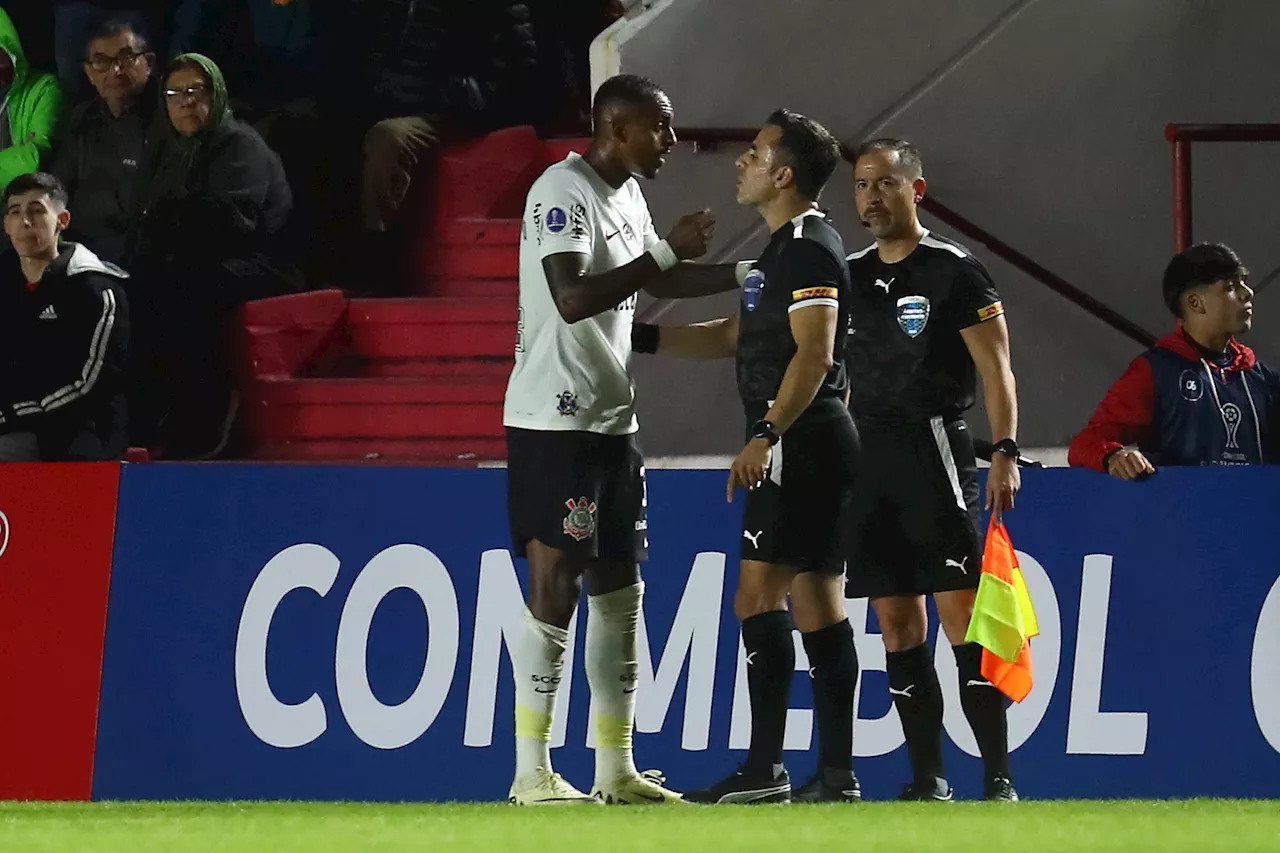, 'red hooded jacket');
1069,328,1280,471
